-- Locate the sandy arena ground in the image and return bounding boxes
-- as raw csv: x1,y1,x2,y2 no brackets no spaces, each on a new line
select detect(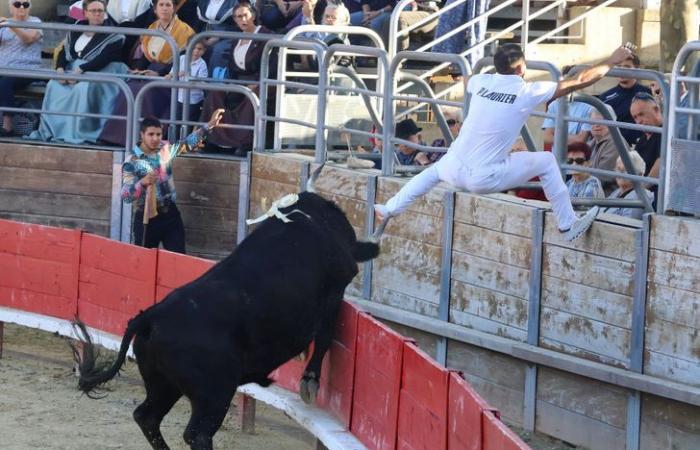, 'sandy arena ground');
0,324,315,450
